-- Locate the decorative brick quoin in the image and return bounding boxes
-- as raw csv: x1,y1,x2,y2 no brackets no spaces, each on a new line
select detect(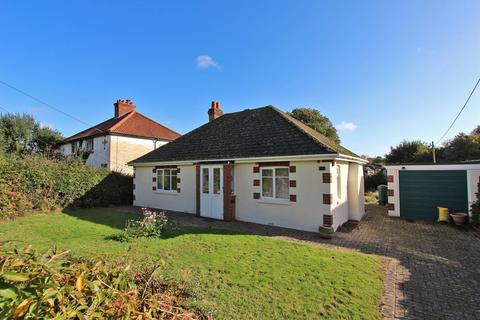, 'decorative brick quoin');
323,214,333,226
322,173,332,183
387,175,394,183
323,194,332,205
